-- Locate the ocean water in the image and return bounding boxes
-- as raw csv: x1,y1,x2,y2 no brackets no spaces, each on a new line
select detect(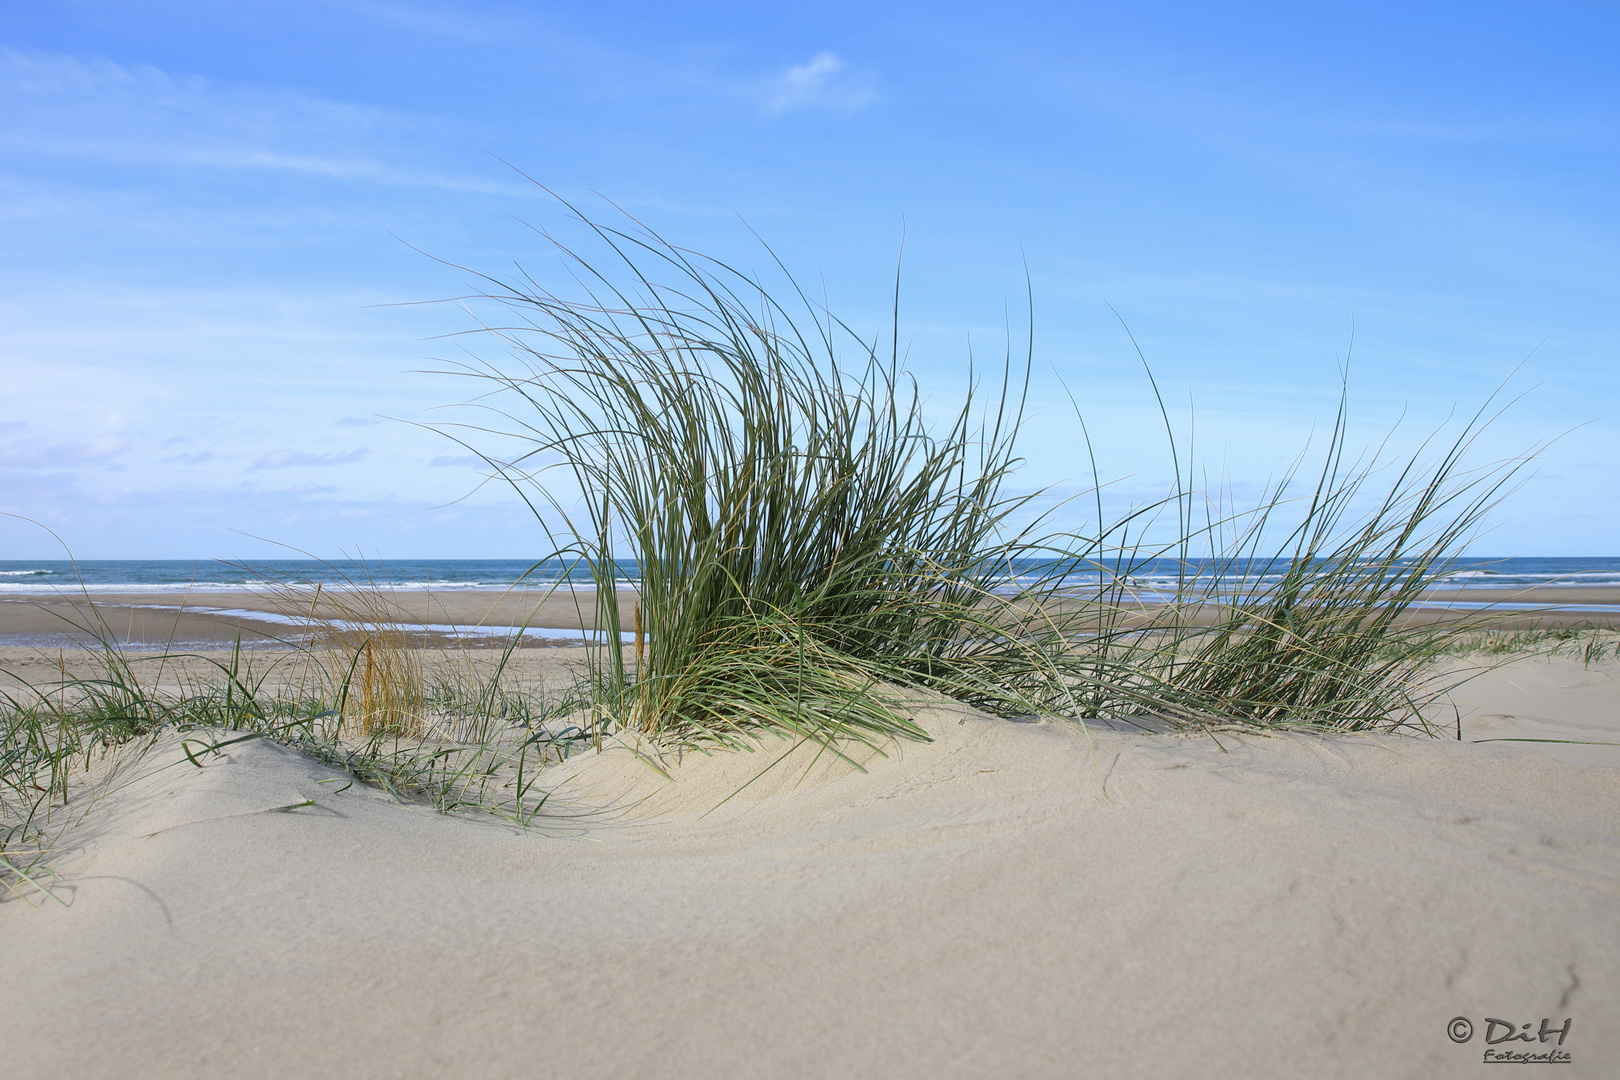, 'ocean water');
0,555,1616,594
0,558,617,593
